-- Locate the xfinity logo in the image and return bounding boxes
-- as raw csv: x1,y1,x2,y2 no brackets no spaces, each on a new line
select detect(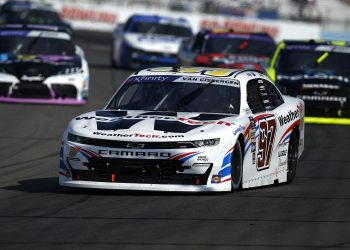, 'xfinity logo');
21,75,44,81
133,76,168,83
98,150,171,158
278,109,299,126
